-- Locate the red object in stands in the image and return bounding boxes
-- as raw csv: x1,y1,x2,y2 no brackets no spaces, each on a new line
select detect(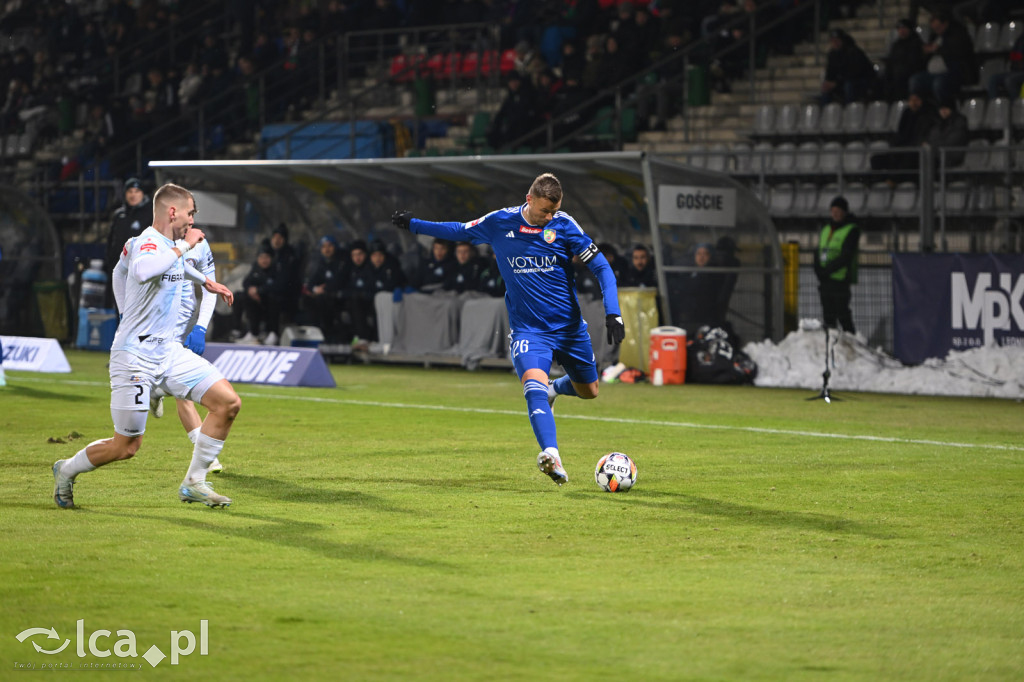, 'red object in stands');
499,49,516,74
